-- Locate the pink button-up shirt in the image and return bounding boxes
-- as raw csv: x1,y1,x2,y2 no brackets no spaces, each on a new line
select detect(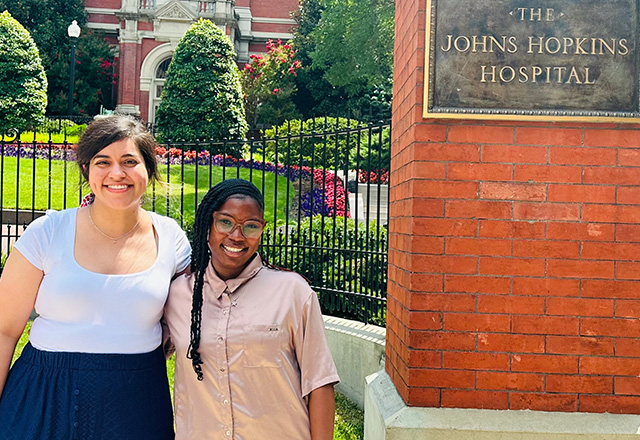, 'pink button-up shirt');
165,255,339,440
